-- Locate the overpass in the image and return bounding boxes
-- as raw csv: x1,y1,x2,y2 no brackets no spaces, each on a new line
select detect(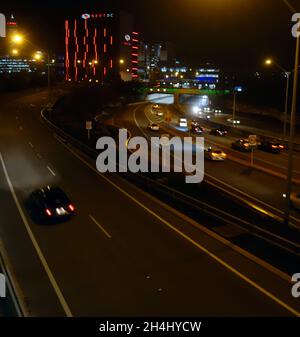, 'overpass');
143,87,231,105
